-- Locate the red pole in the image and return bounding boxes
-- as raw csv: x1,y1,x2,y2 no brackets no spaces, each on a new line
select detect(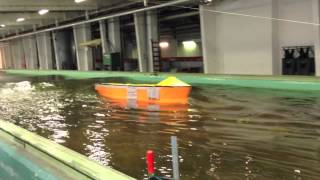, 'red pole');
146,150,155,176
